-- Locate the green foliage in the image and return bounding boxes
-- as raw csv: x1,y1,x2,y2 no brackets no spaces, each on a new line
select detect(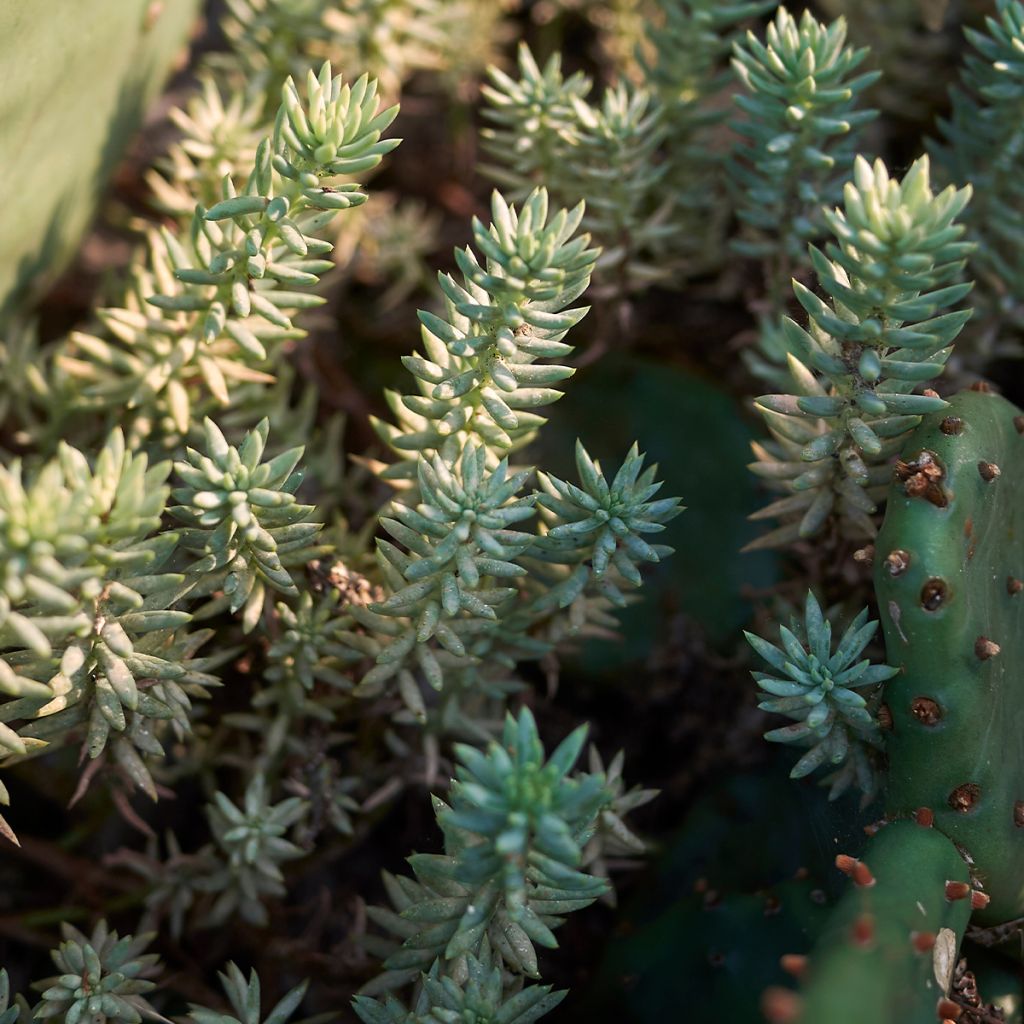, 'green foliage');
33,922,161,1024
932,0,1024,359
218,0,334,99
565,83,671,294
444,708,608,923
354,950,564,1024
361,709,611,1001
188,963,308,1024
346,185,617,720
480,45,589,201
640,0,775,272
264,589,354,699
0,7,689,1024
728,5,880,389
57,60,398,450
0,320,50,439
817,0,960,121
0,971,23,1024
24,0,1024,1019
15,928,307,1024
348,248,683,710
322,0,449,102
0,431,216,798
152,62,398,334
481,5,784,290
784,392,1024,1017
481,45,673,294
204,774,308,926
218,0,505,106
0,0,201,323
749,155,973,549
729,7,879,303
170,417,320,628
534,440,682,608
371,443,536,649
642,0,774,106
745,591,896,800
146,74,265,218
376,188,596,463
333,195,442,310
0,431,170,660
